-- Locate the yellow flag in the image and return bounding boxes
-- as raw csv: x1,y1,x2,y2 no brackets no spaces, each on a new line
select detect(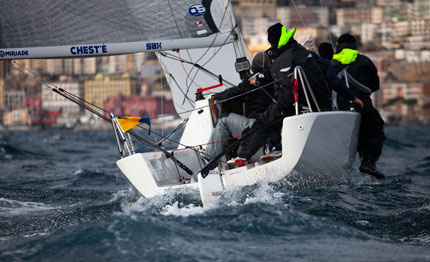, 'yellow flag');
117,117,144,132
